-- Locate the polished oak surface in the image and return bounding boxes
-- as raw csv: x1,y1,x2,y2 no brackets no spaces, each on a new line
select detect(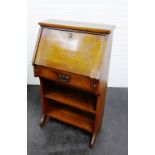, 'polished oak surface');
34,65,99,94
35,28,105,78
33,19,114,147
39,19,115,34
46,102,94,133
44,82,96,114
